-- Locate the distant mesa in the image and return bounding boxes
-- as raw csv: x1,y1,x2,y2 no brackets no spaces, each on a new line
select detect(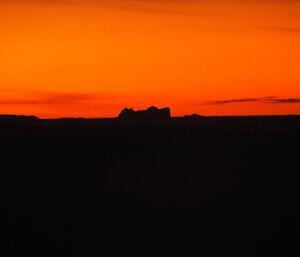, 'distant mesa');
184,113,204,119
0,115,39,123
118,106,171,121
